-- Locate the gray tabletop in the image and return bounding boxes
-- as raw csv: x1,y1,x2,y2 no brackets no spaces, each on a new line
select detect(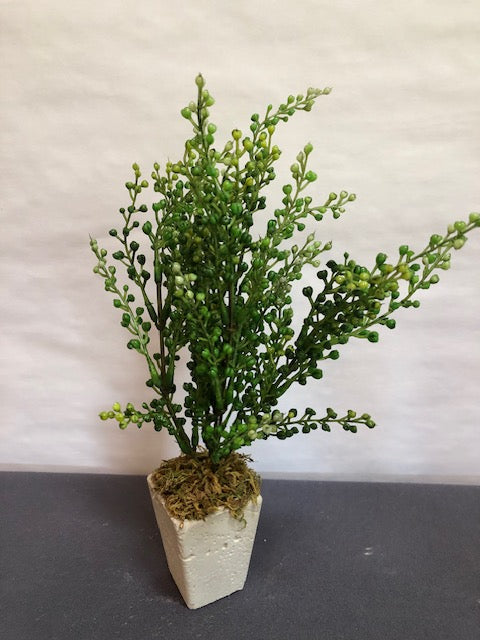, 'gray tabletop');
1,472,479,640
